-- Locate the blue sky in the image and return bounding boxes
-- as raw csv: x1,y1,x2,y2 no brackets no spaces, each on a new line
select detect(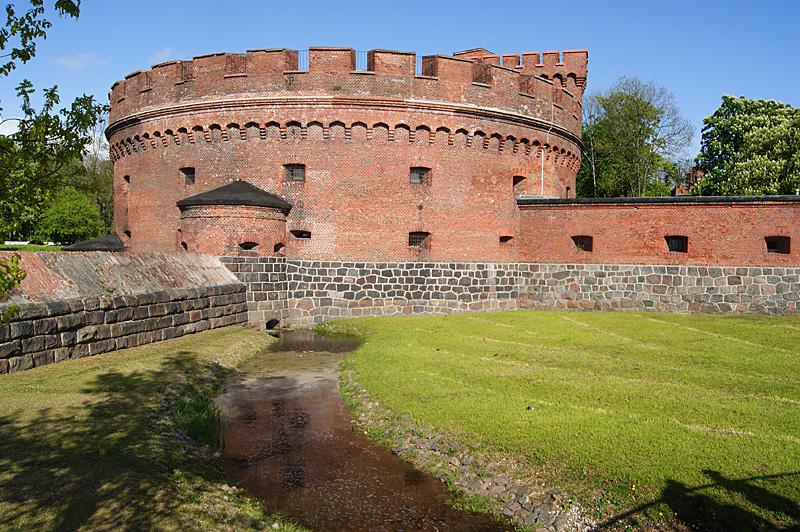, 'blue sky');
1,0,798,157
